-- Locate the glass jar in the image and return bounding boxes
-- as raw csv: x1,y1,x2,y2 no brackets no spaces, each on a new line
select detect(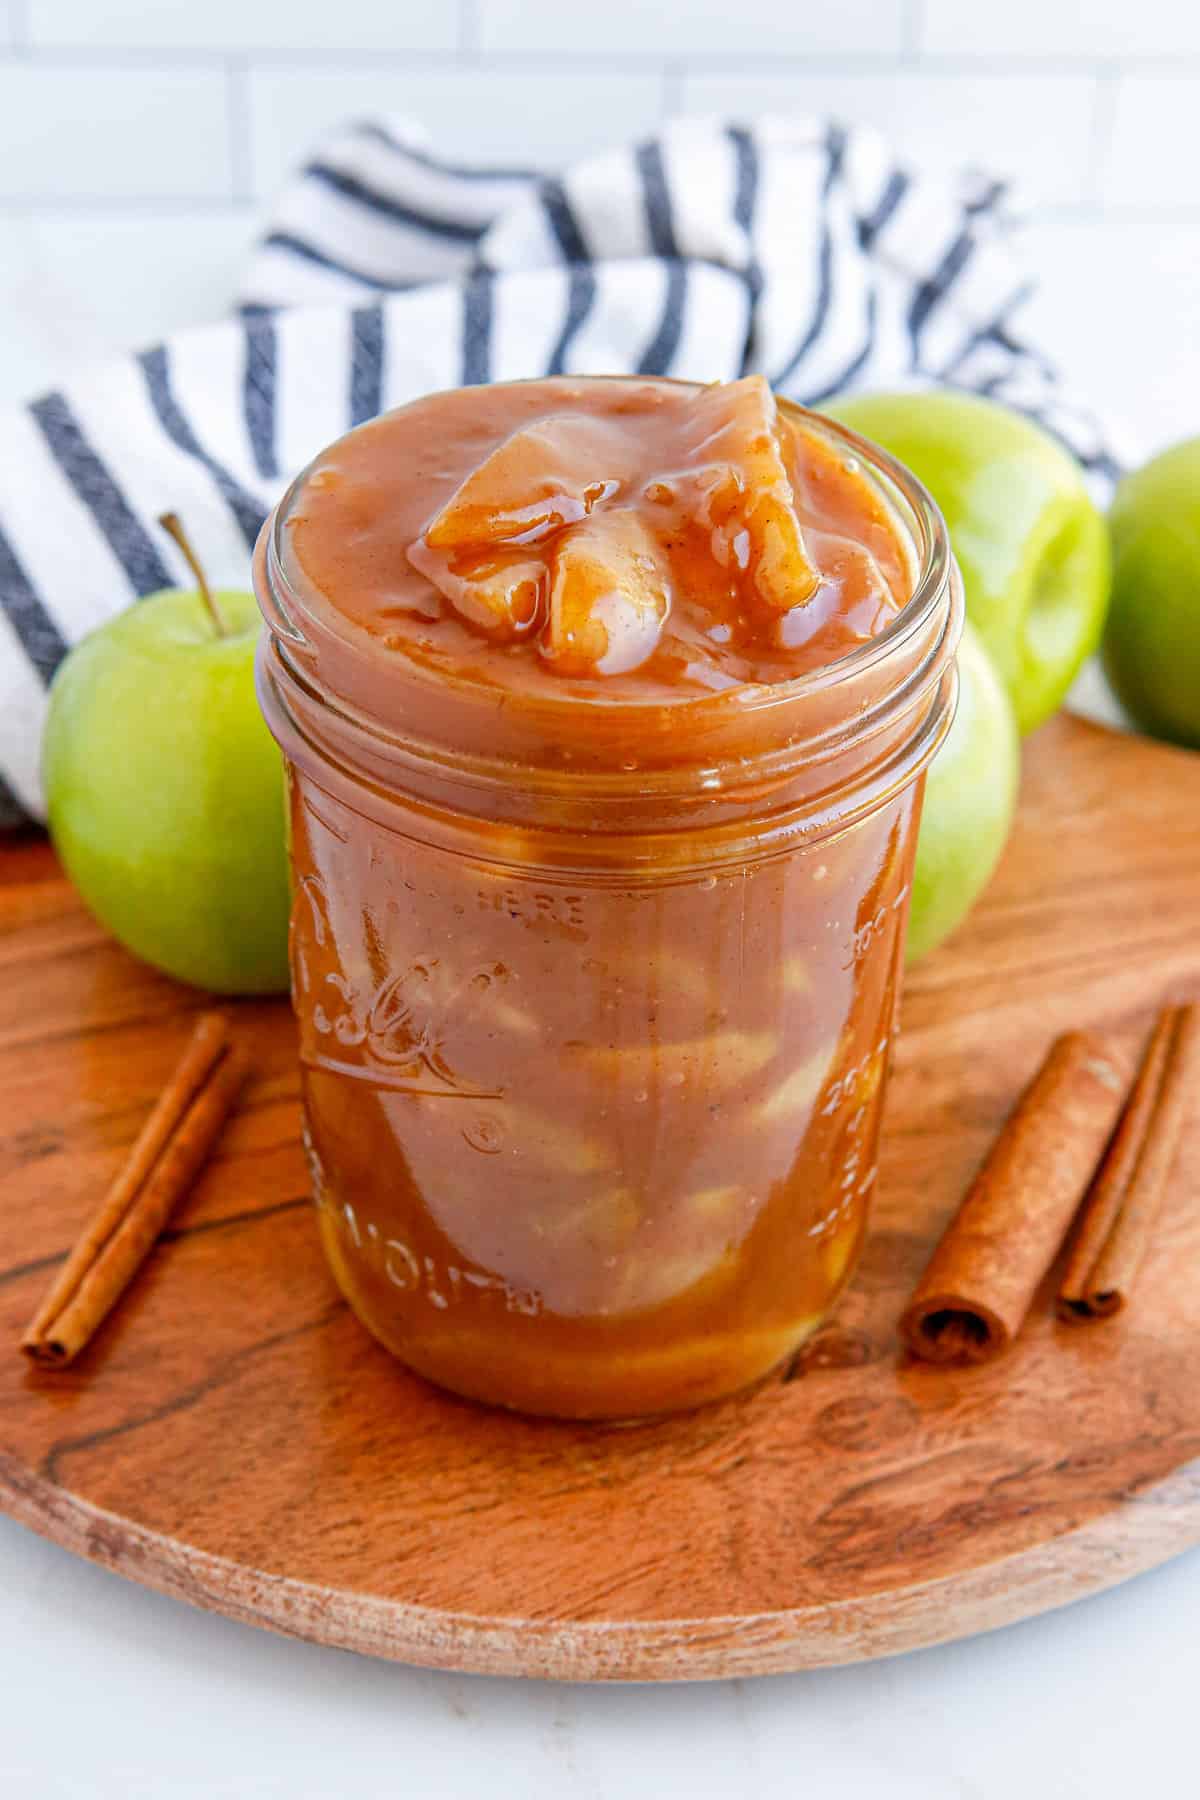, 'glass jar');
254,388,962,1420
